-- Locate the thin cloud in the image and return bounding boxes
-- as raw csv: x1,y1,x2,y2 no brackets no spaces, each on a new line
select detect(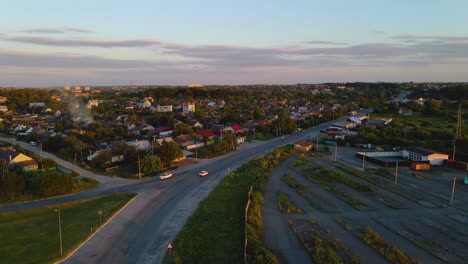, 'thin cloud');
305,40,348,45
0,50,152,68
8,36,161,47
21,27,94,34
393,34,468,42
374,30,387,35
